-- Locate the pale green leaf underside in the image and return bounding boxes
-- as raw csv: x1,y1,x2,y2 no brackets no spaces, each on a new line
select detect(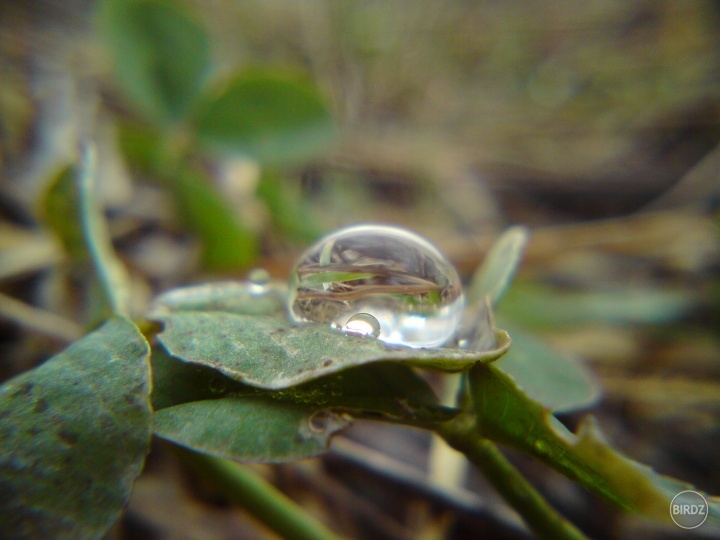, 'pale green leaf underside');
0,317,152,539
495,322,599,412
154,311,510,389
469,225,529,306
151,348,454,426
153,397,349,463
41,151,132,321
